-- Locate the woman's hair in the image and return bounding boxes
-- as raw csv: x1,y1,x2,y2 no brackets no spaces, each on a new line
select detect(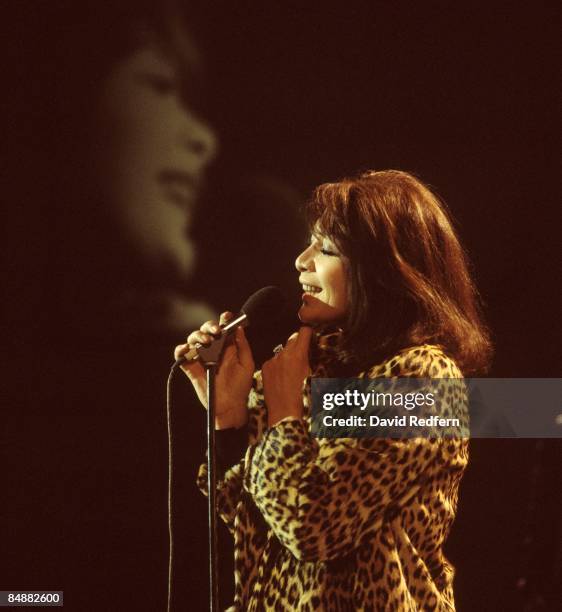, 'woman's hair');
44,0,204,144
306,169,492,374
